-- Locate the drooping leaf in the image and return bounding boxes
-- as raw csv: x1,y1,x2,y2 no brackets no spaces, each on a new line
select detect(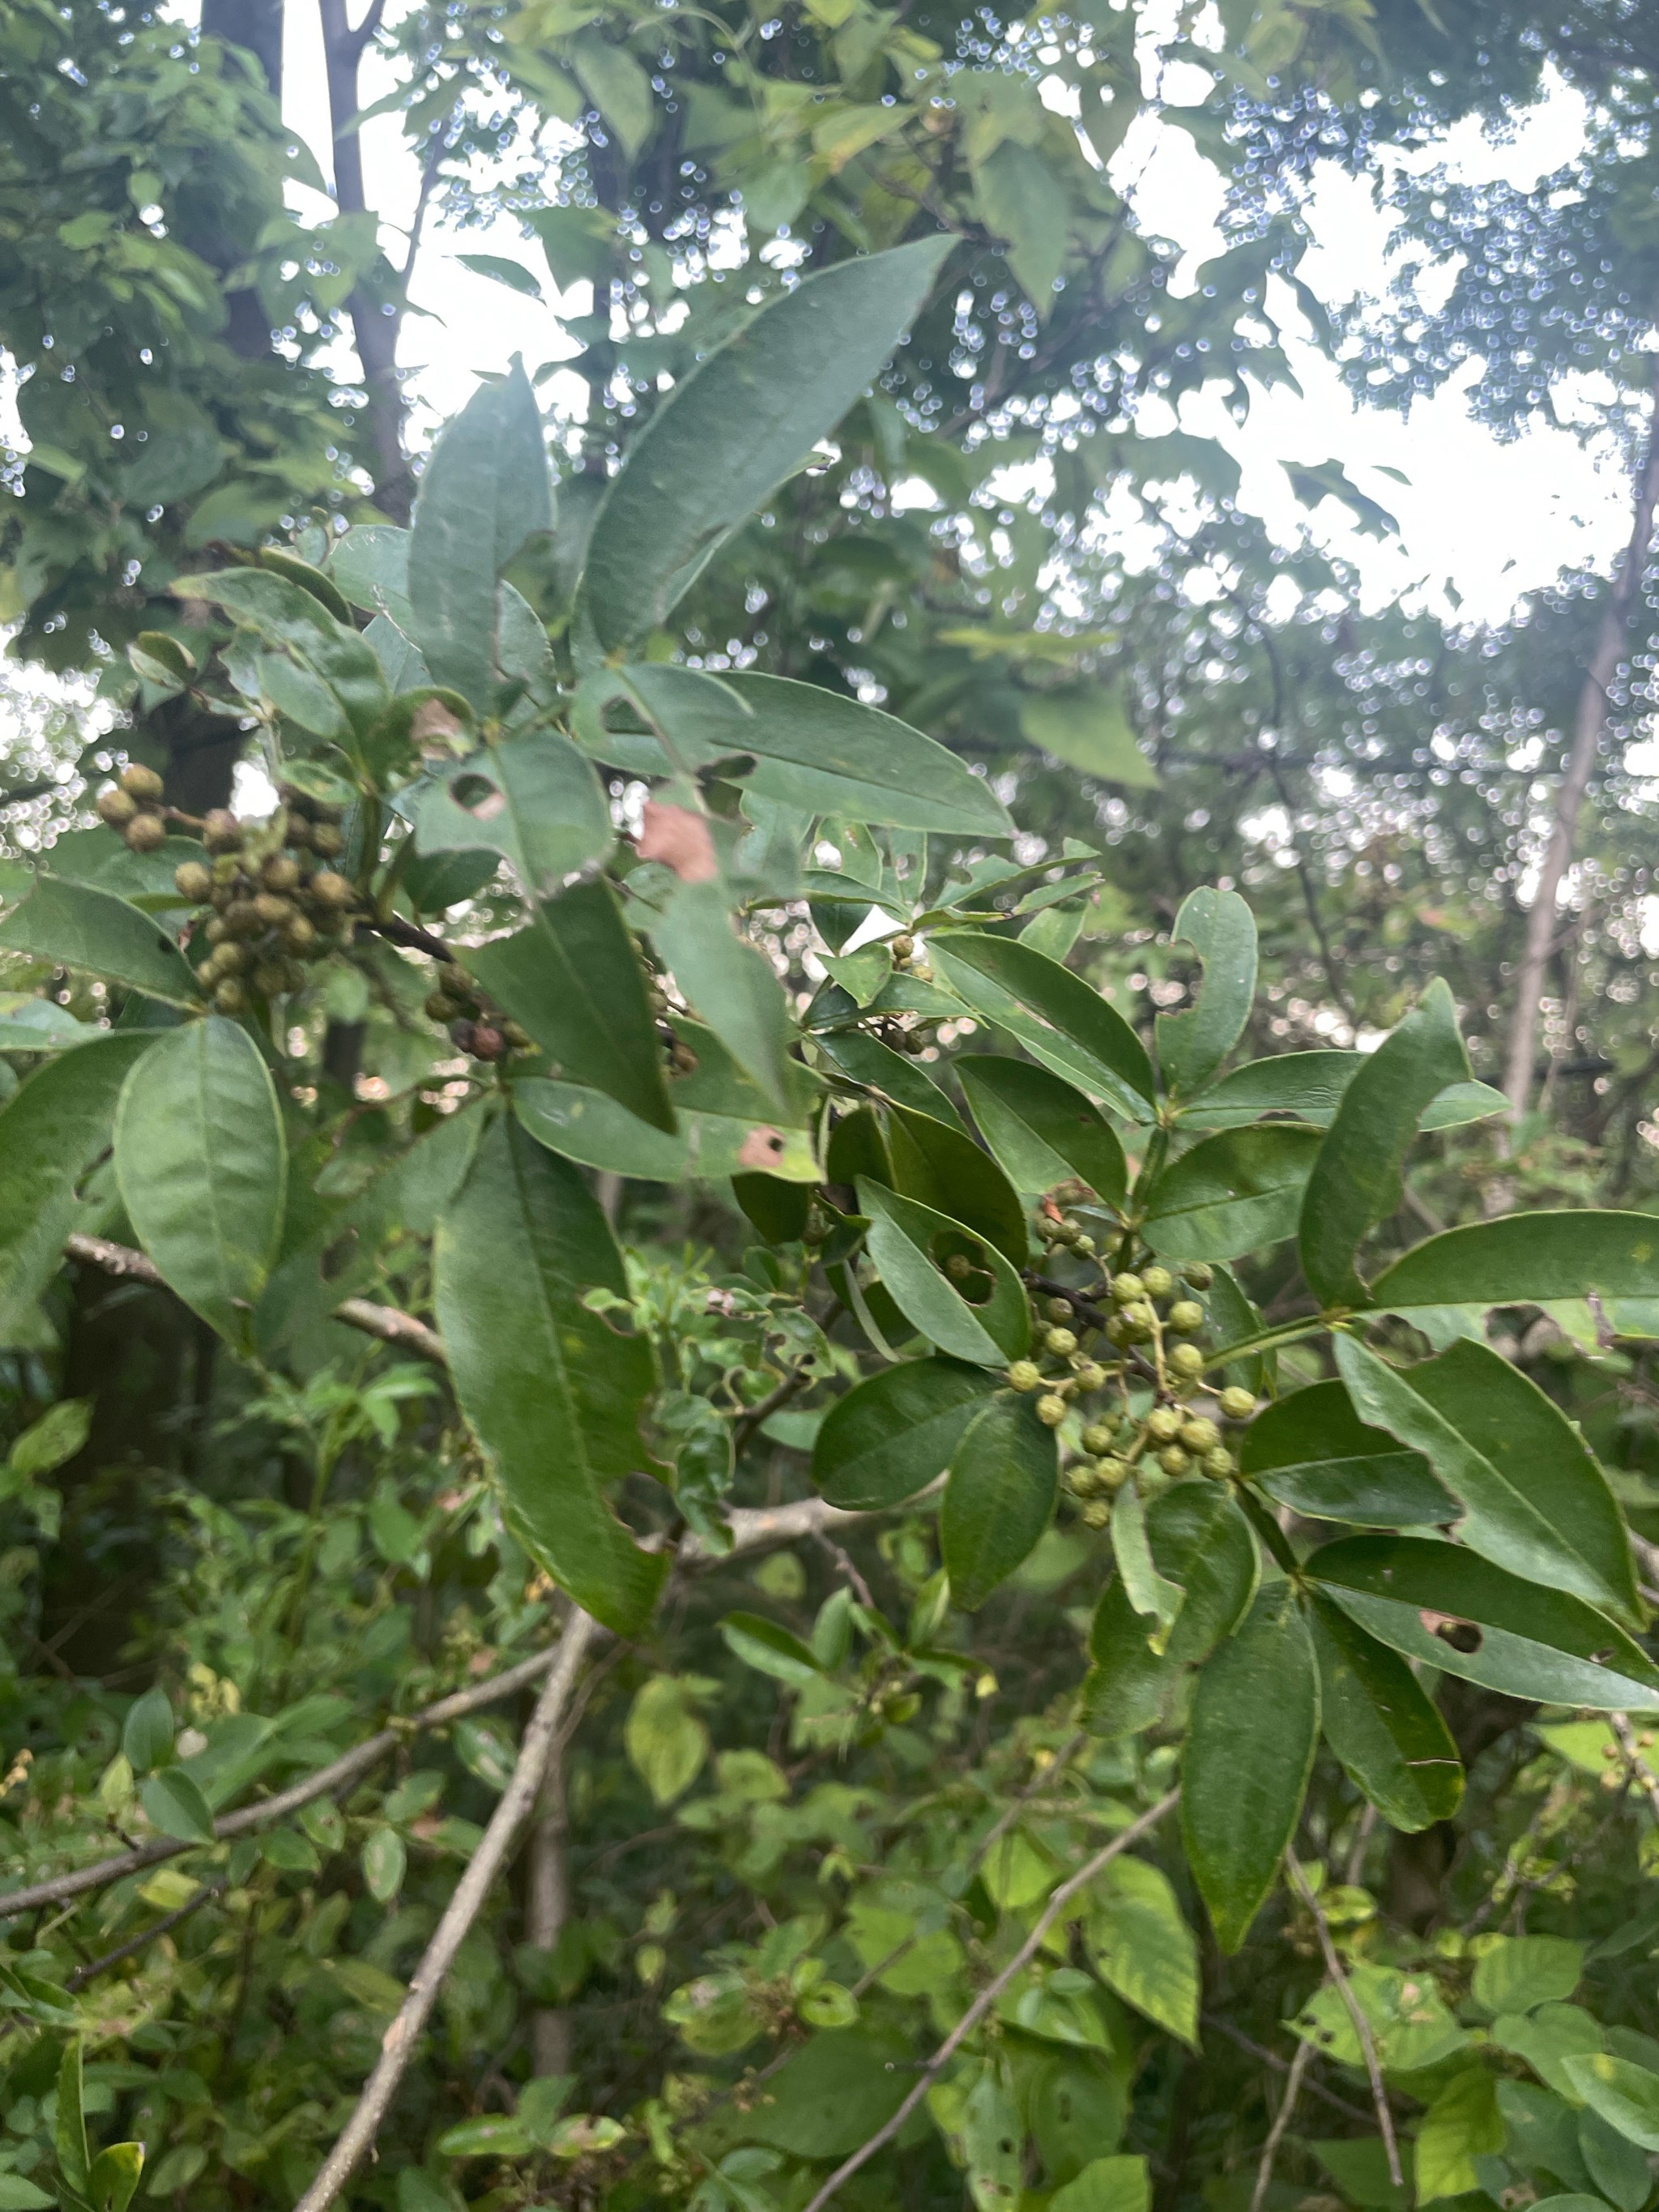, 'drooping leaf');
1181,1581,1319,1951
1307,1535,1659,1711
578,237,952,656
858,1178,1031,1365
1155,888,1257,1101
0,875,199,1005
433,1115,667,1634
812,1356,1001,1509
1334,1335,1640,1621
1298,977,1469,1309
55,2042,89,2202
406,361,553,710
957,1055,1128,1207
886,1105,1028,1267
464,879,675,1133
1086,1856,1201,2049
1371,1212,1659,1316
1085,1483,1258,1738
113,1017,287,1347
0,1035,156,1339
1308,1591,1463,1831
1239,1377,1458,1527
975,139,1068,307
1142,1124,1323,1262
929,932,1154,1119
942,1393,1056,1611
